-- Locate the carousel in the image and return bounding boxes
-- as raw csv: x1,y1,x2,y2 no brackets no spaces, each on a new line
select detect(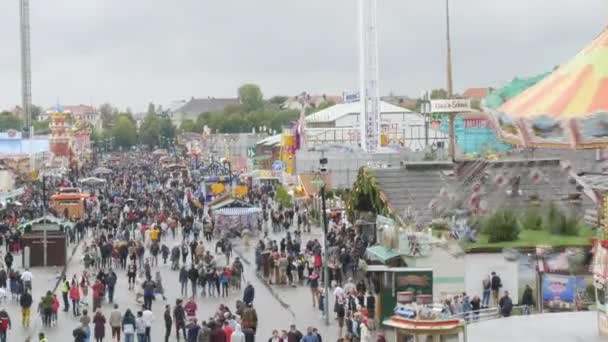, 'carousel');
487,26,608,336
489,27,608,149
